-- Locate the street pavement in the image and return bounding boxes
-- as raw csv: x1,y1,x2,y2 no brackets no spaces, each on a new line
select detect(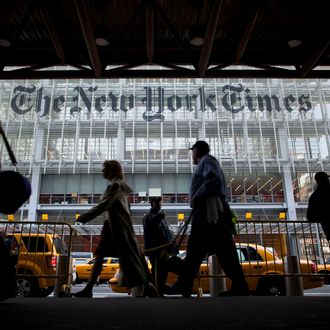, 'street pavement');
2,285,329,329
1,295,330,329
